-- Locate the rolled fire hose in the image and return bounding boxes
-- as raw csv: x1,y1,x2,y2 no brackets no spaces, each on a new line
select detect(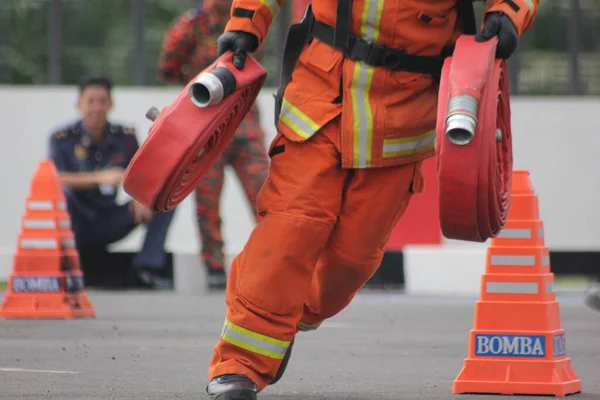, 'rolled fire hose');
435,35,513,242
122,52,268,212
